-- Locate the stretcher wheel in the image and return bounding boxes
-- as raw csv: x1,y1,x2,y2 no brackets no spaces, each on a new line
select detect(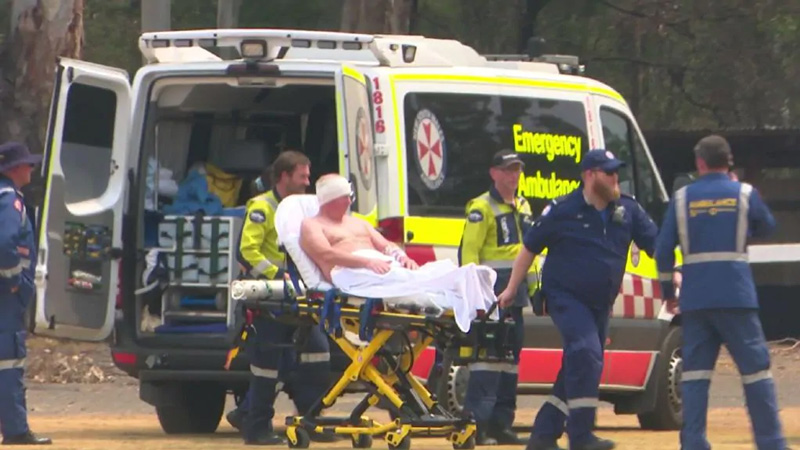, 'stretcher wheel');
452,435,476,450
387,435,410,450
287,427,310,448
351,434,373,448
